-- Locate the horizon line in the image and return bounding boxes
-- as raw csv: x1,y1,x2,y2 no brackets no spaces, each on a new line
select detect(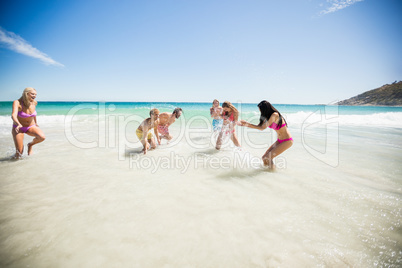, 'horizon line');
0,100,333,106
